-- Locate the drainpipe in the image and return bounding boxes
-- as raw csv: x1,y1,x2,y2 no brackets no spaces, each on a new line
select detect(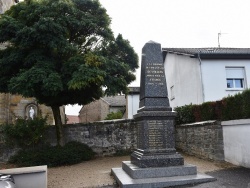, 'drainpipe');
198,53,205,103
132,94,135,119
